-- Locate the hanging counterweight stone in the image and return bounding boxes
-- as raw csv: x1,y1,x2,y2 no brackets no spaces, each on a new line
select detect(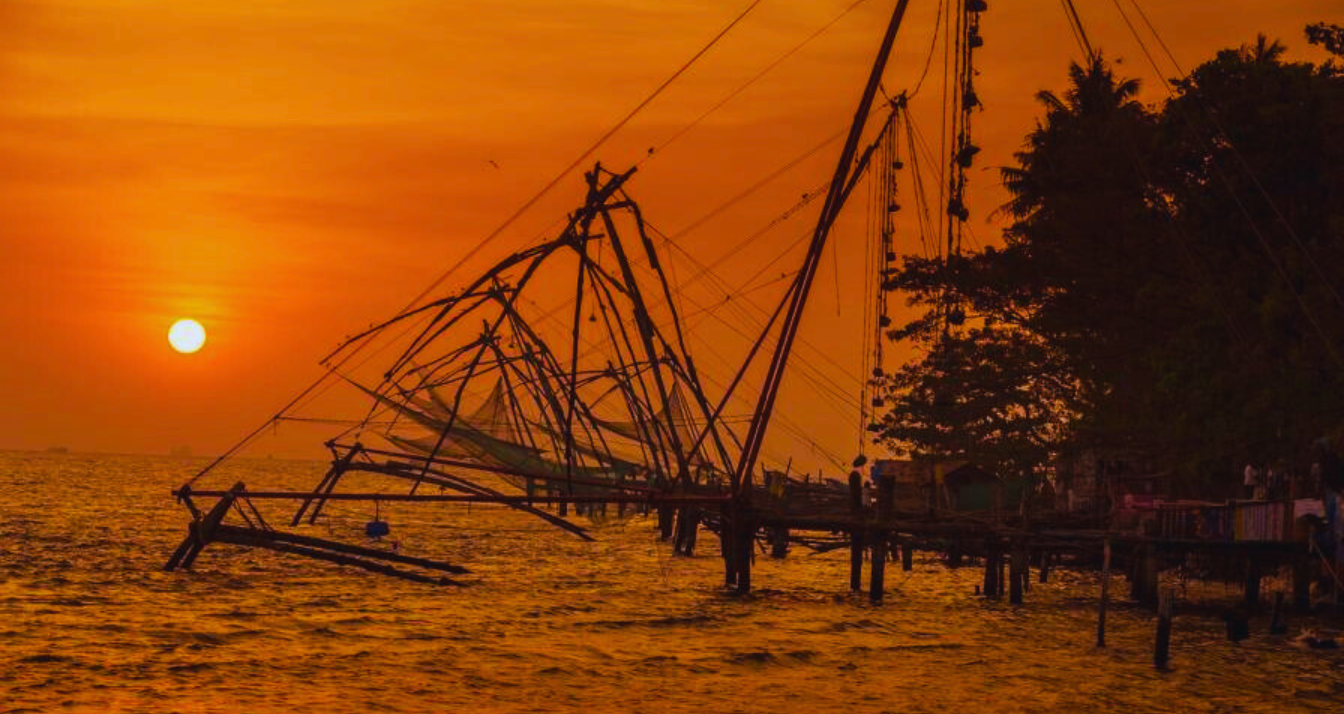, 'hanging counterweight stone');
366,520,391,539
